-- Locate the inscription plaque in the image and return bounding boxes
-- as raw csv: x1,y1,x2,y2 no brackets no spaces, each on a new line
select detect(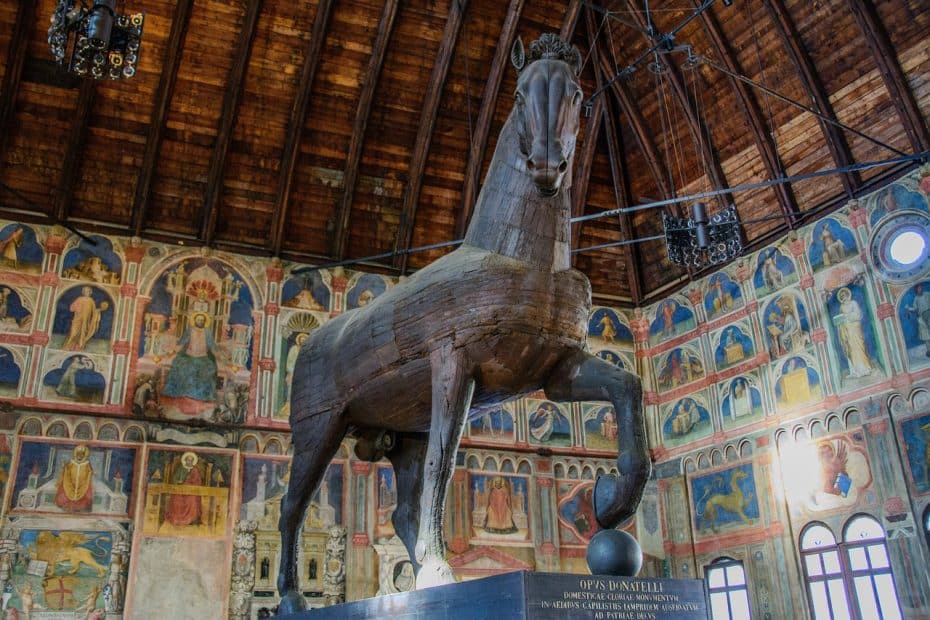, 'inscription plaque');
280,571,709,619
